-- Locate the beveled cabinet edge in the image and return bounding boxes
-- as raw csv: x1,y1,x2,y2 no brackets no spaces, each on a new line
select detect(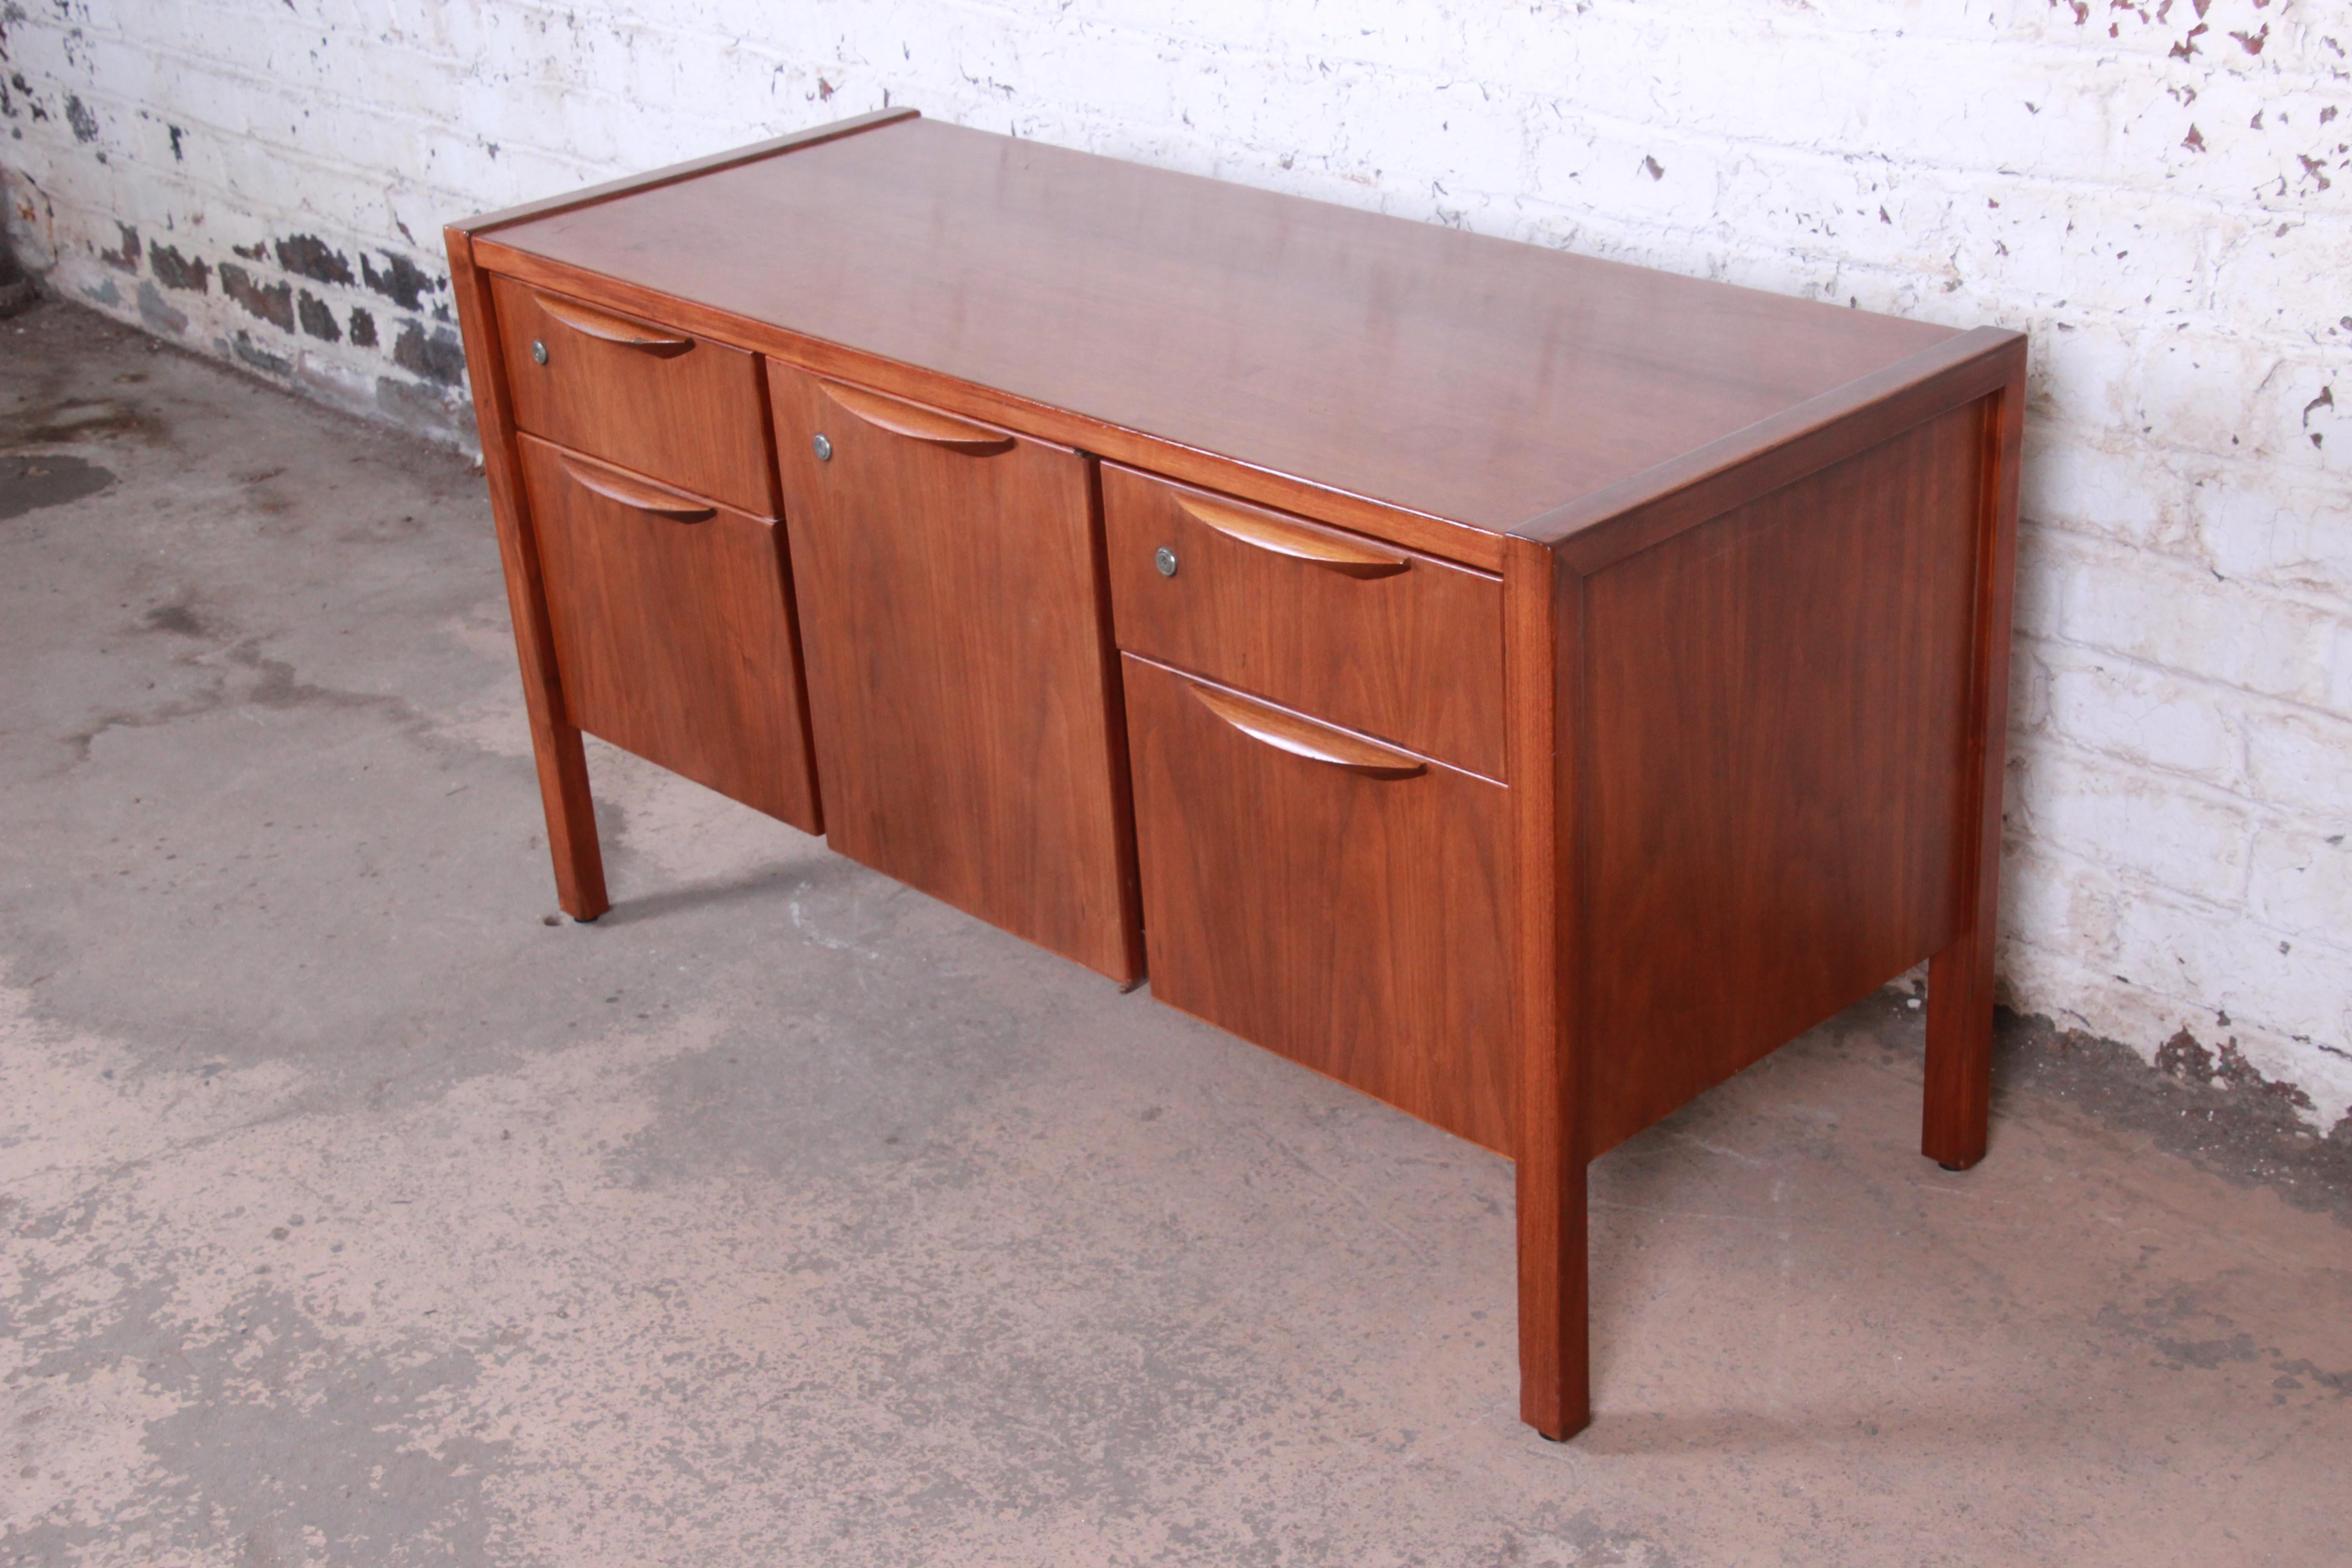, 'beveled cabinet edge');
466,242,1509,573
450,107,2006,583
449,108,921,239
1517,326,2028,574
